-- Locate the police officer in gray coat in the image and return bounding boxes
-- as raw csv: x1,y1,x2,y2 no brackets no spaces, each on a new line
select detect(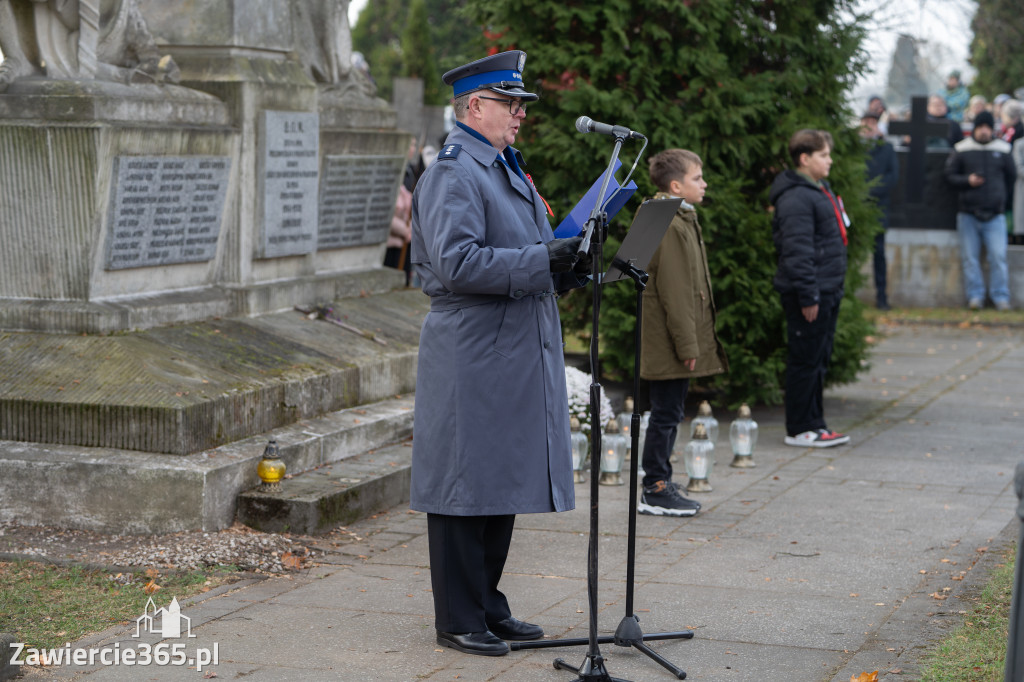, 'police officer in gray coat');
408,50,591,657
